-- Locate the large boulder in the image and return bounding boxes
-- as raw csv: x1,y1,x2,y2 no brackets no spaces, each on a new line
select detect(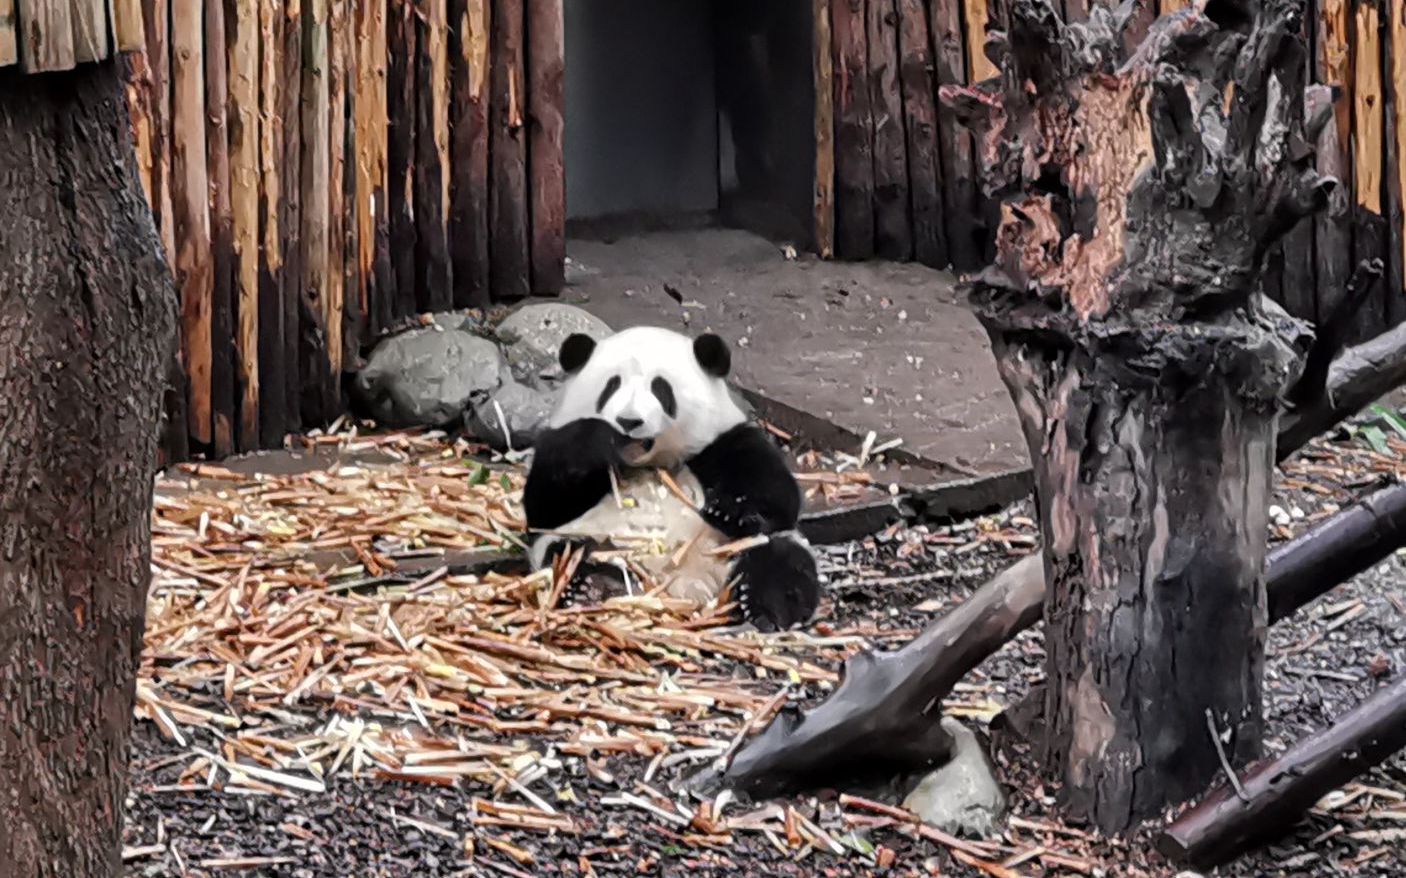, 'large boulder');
352,326,504,428
465,378,559,451
496,302,612,384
